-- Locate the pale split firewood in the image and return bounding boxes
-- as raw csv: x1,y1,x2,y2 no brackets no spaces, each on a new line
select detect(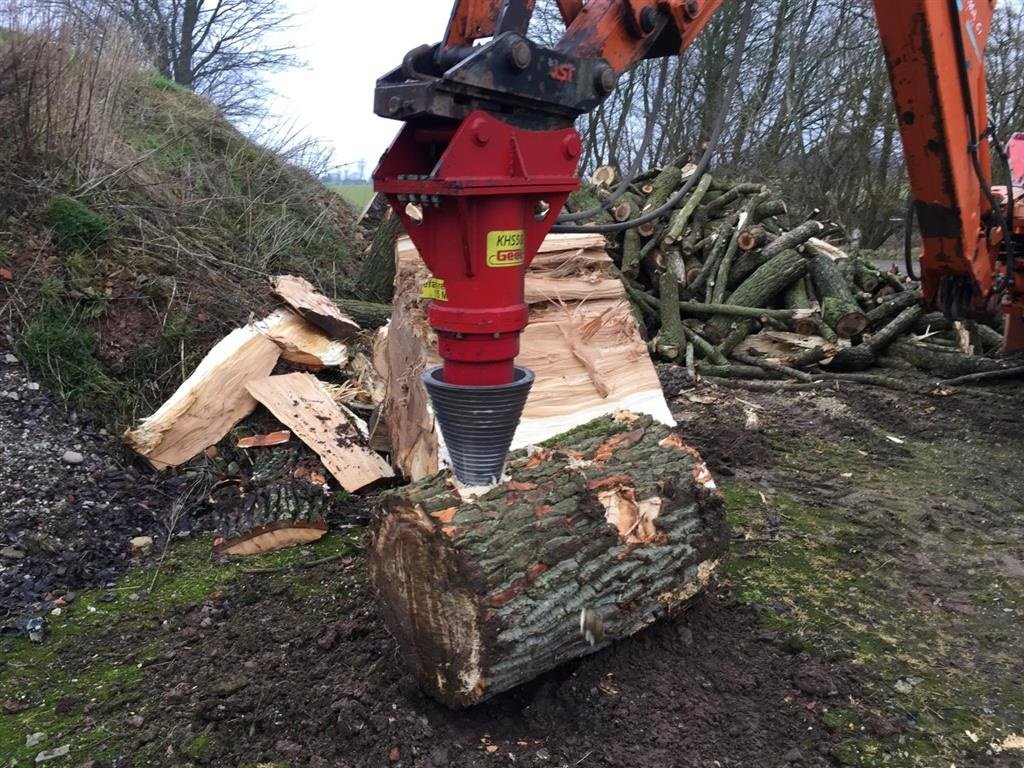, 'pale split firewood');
804,237,847,261
246,372,393,492
270,274,360,340
734,331,838,366
385,235,674,480
254,308,348,369
370,413,728,708
124,324,281,469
